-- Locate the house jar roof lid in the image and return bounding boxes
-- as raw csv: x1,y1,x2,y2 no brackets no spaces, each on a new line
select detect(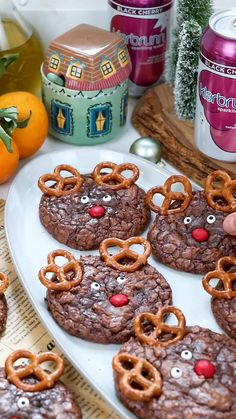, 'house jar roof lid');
43,23,132,91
